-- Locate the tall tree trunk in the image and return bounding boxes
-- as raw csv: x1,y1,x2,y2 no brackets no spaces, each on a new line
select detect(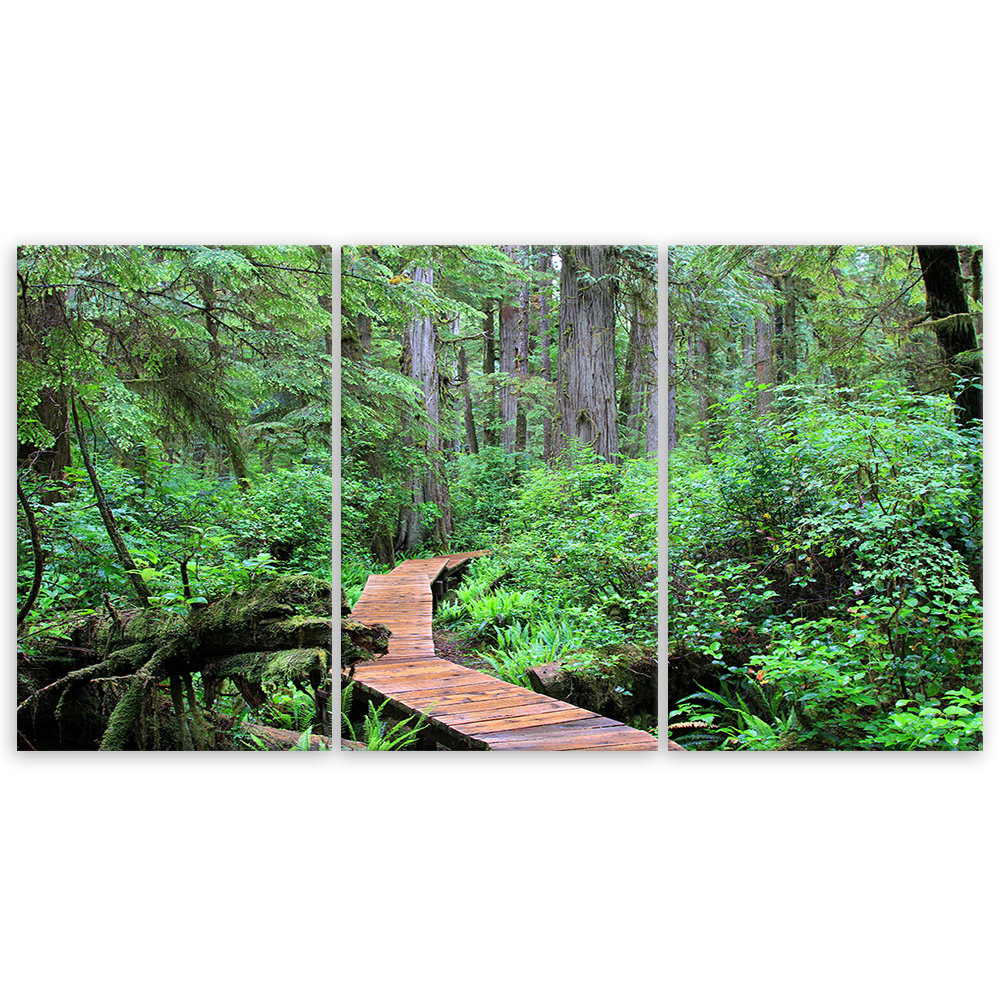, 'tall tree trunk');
556,245,620,462
619,323,635,445
481,298,498,448
441,321,460,458
357,311,372,355
458,344,479,455
755,309,774,416
400,266,453,552
537,250,555,461
781,272,796,381
514,278,529,454
498,246,524,452
917,245,982,426
667,316,678,452
644,314,658,457
341,311,363,362
694,329,716,459
624,303,658,457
